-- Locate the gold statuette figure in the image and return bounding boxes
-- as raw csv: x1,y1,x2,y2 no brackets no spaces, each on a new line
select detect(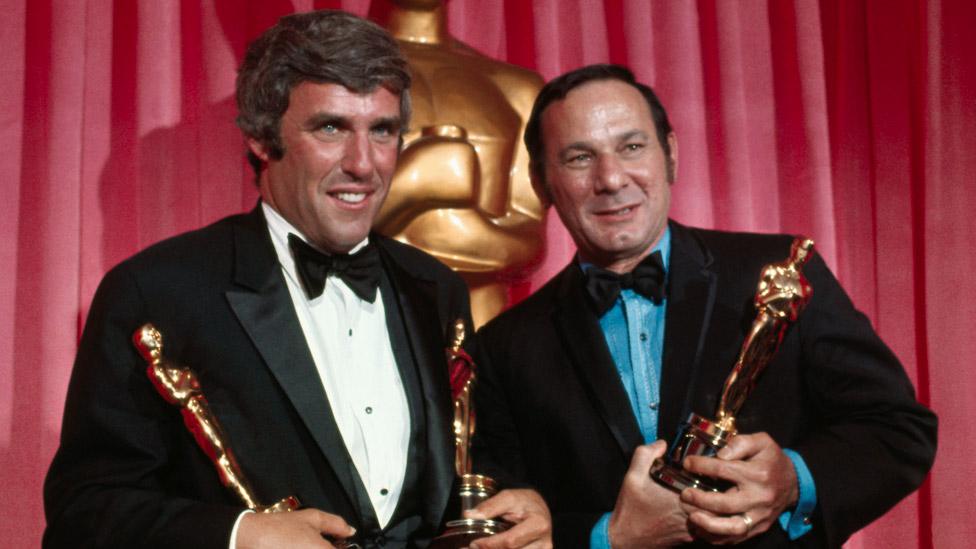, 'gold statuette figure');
650,238,815,492
375,0,545,327
132,323,299,513
430,320,509,548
